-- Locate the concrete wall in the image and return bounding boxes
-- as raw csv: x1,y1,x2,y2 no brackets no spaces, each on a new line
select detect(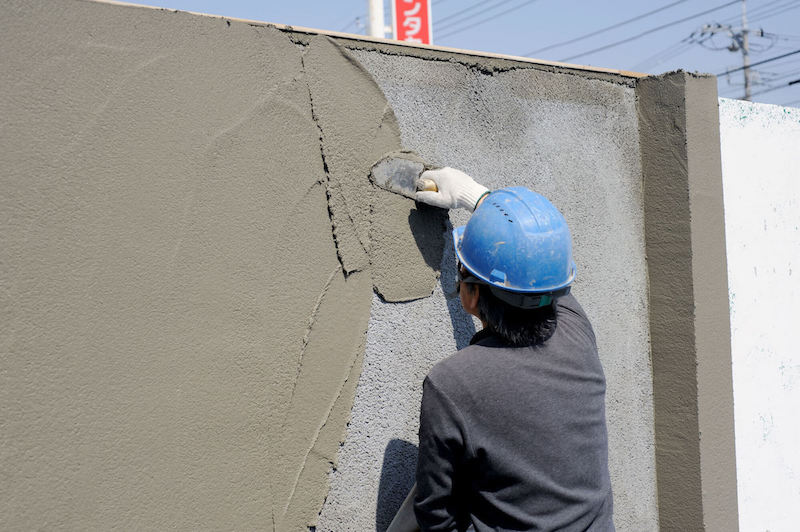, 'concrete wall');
319,49,658,531
2,1,738,530
719,99,800,532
